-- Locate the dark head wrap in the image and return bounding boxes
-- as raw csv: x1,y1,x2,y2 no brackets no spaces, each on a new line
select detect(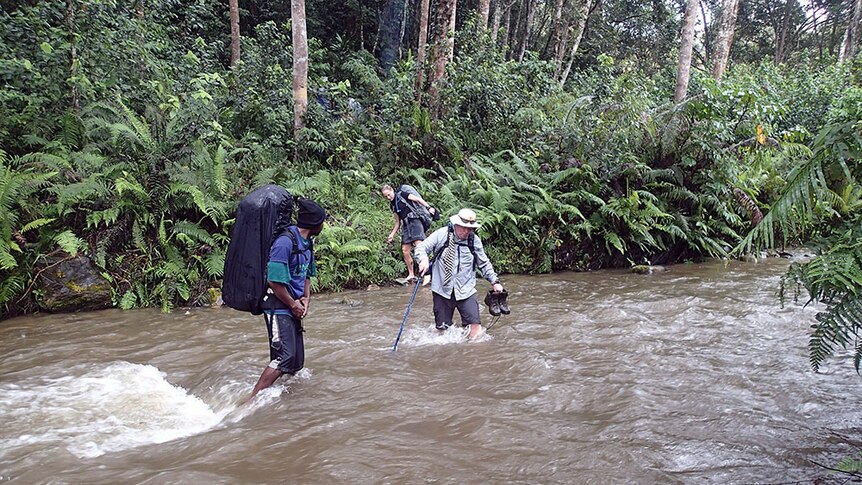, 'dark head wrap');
296,198,327,229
